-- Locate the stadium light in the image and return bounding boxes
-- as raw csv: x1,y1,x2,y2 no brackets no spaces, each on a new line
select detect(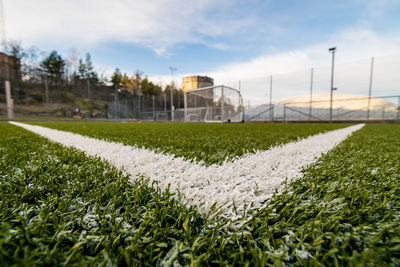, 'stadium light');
329,47,336,121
